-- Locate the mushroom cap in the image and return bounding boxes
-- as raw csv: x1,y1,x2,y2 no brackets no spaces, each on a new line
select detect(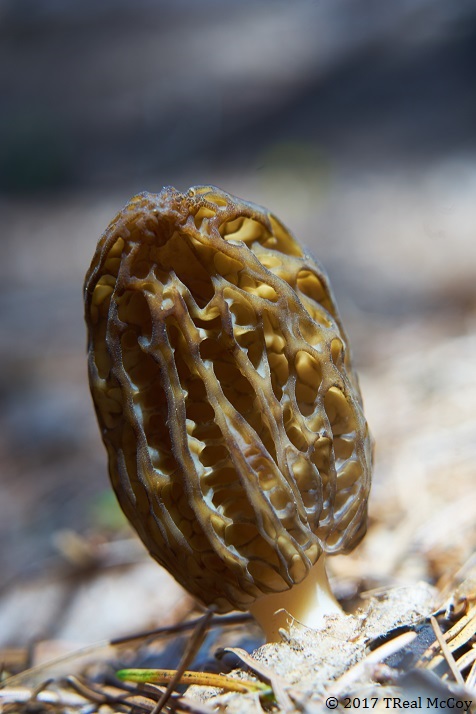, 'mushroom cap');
84,185,373,612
